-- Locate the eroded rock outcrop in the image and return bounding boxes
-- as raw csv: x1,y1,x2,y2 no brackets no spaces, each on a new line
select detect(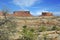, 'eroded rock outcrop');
42,12,53,16
13,11,32,17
